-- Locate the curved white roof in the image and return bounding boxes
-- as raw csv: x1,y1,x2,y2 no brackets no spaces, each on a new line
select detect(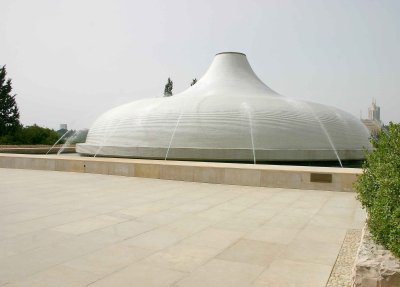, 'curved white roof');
77,52,371,162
